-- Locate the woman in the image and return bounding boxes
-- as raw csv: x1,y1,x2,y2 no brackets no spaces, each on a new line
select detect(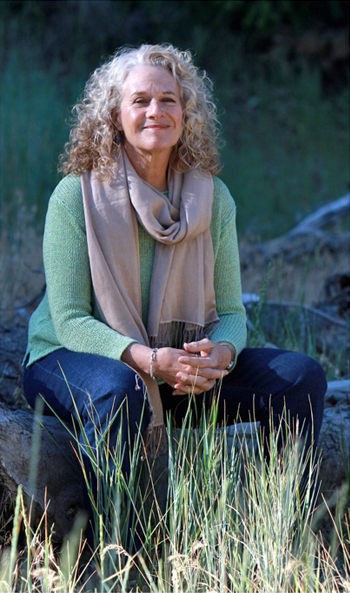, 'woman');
22,43,326,540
